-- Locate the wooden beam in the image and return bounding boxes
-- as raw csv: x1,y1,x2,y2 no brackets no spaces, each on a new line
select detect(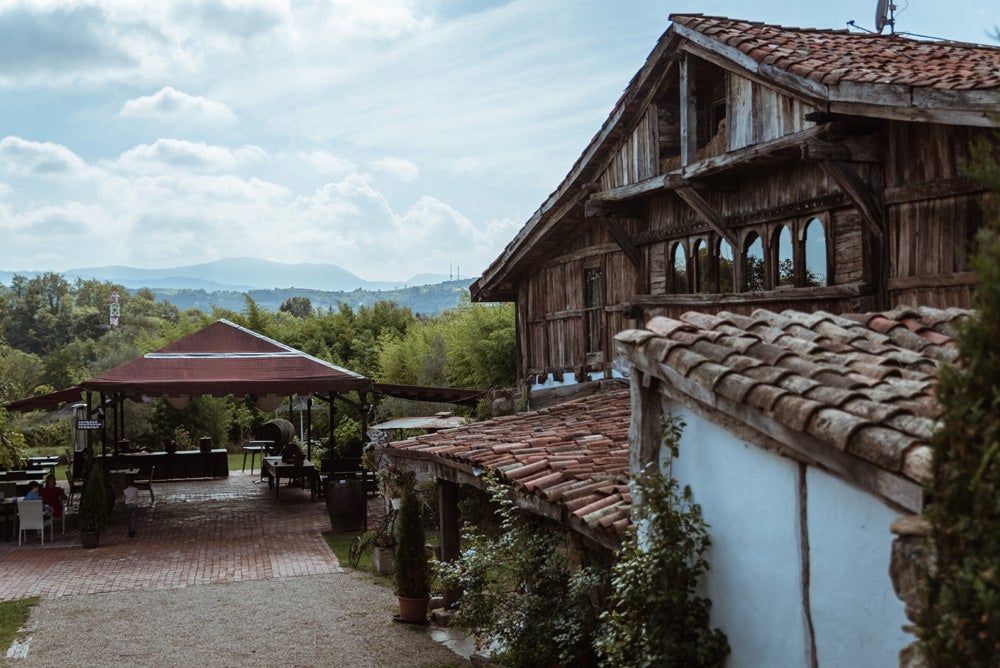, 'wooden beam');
583,199,643,218
818,160,885,241
679,53,697,166
675,186,737,246
884,176,986,206
602,217,642,269
801,135,881,162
